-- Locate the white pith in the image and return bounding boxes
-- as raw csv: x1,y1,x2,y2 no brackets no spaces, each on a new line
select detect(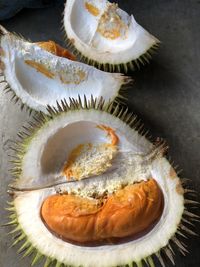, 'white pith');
0,33,125,113
13,110,184,267
64,0,159,64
